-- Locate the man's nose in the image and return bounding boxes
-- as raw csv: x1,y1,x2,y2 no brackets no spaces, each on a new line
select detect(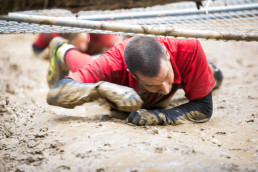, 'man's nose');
160,82,170,95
